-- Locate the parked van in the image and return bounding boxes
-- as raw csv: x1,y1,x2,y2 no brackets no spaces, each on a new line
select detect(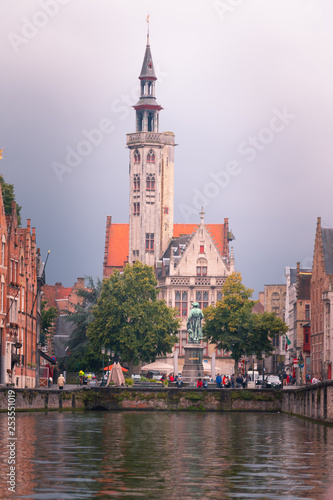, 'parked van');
247,370,259,383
